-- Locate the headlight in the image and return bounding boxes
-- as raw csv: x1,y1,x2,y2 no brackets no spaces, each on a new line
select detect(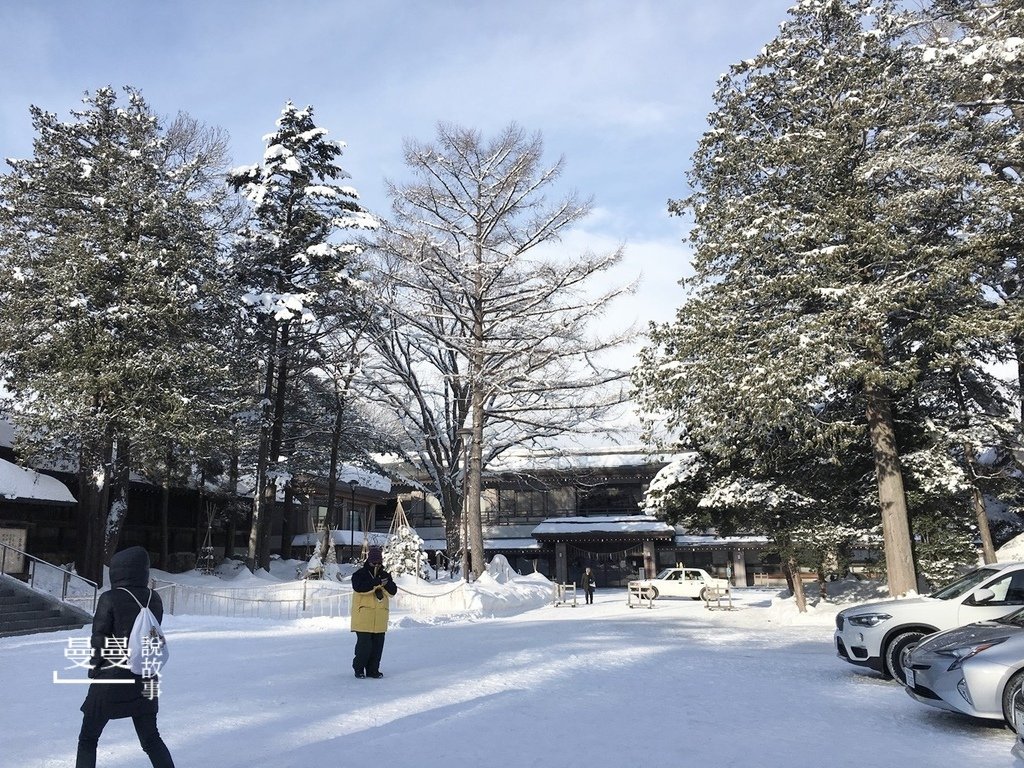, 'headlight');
936,637,1008,671
847,613,892,628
